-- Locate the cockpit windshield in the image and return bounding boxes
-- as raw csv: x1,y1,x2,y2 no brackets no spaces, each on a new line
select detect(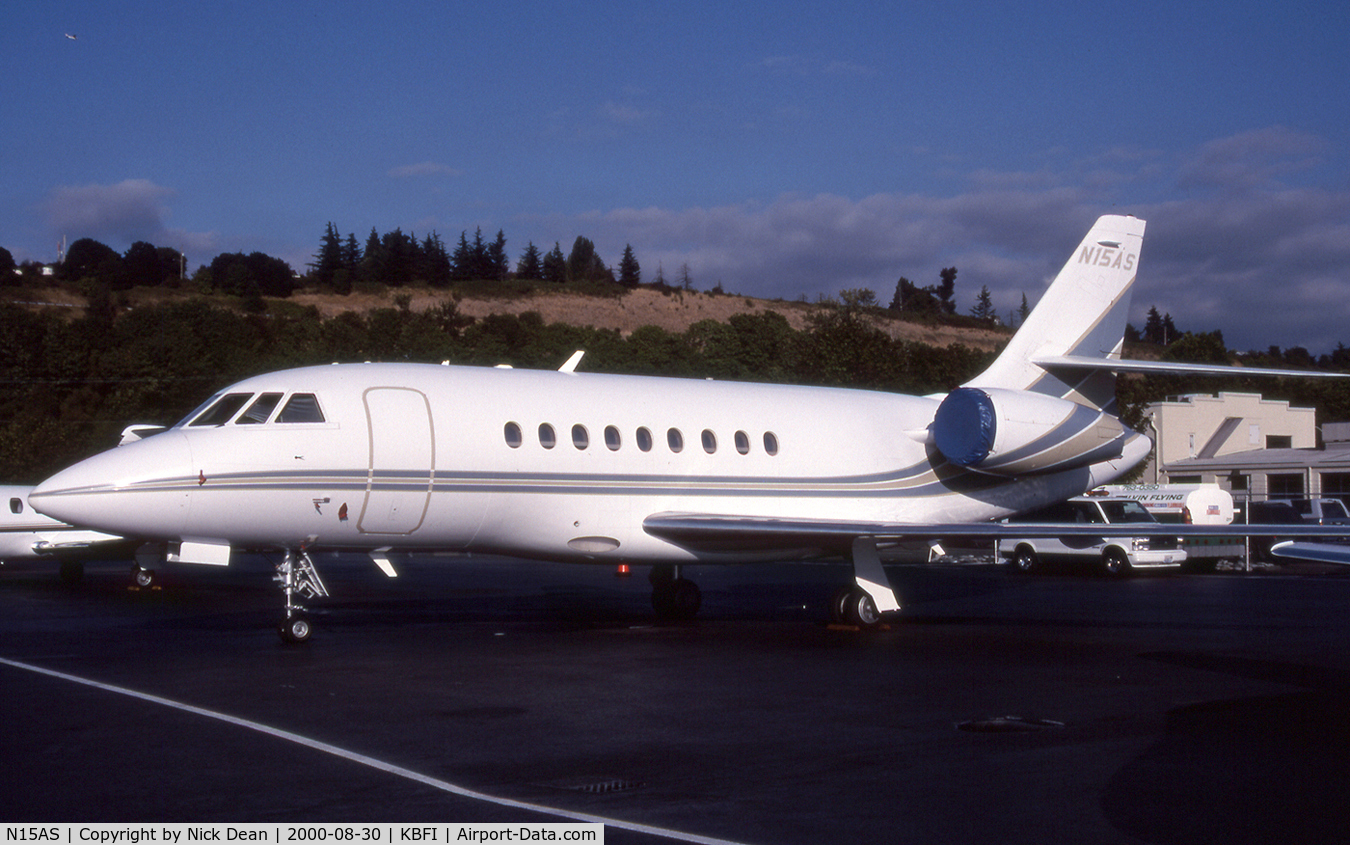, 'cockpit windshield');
188,393,253,427
178,391,326,427
237,393,283,424
276,393,325,423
